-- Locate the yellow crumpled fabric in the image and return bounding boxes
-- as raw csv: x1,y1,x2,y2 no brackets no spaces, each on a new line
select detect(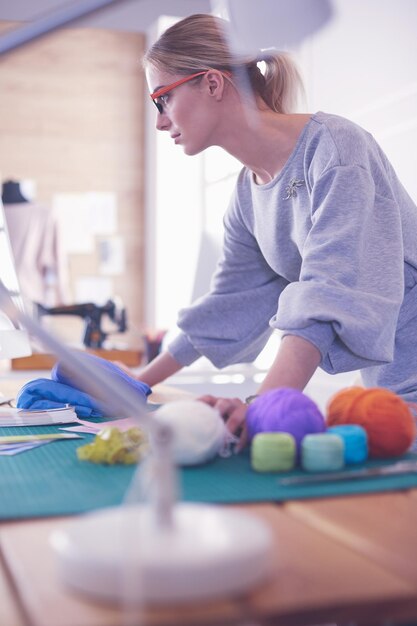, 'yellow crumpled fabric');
77,426,148,465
